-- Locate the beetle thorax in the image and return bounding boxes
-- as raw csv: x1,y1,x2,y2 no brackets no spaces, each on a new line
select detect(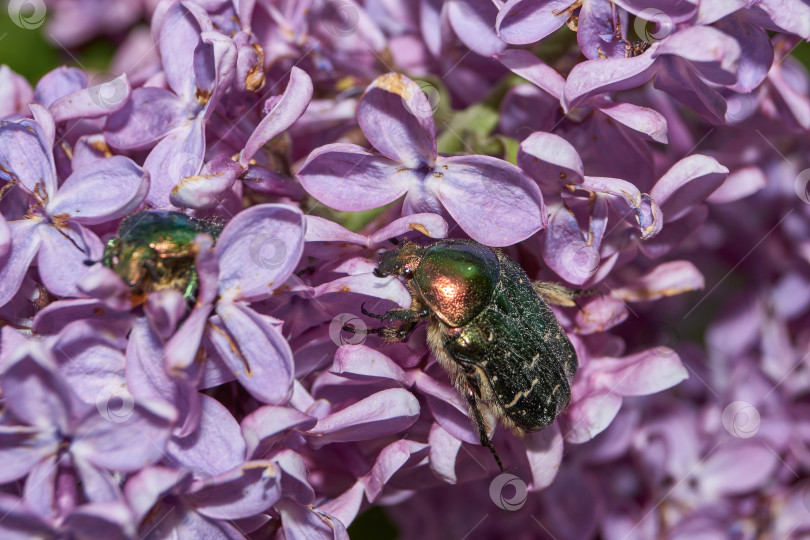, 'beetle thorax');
412,240,500,328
